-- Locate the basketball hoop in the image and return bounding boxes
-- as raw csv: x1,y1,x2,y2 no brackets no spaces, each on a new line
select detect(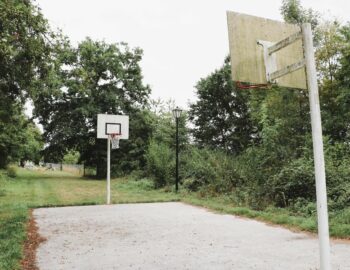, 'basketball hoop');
235,81,270,90
109,133,121,149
